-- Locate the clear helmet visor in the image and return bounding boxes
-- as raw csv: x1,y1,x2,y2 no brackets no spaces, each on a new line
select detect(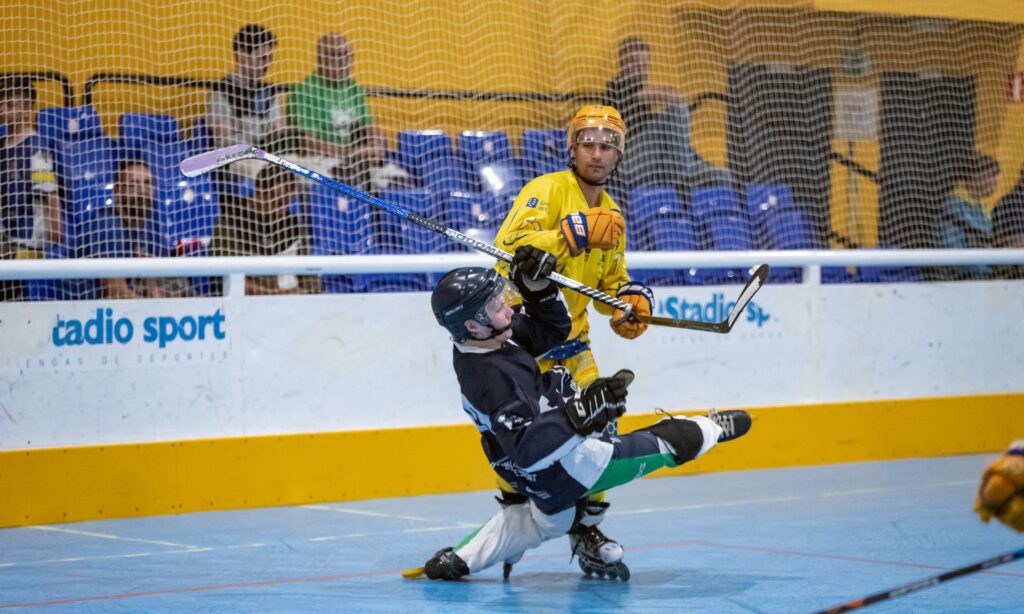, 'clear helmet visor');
473,275,521,327
572,127,623,152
